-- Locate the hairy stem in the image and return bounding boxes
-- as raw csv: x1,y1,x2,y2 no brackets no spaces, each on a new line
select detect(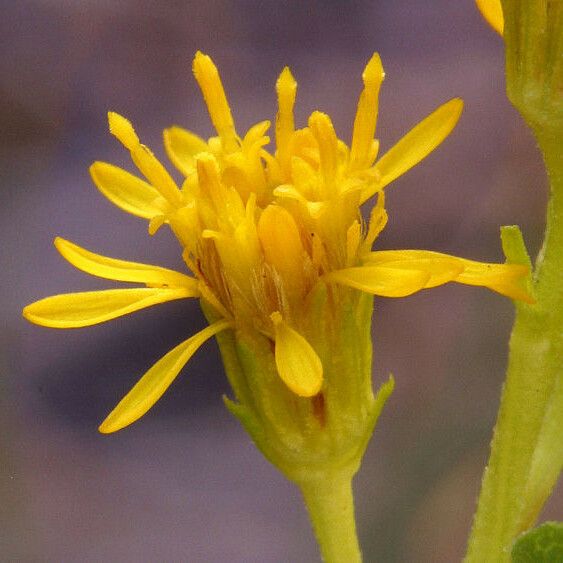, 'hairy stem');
465,3,563,560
